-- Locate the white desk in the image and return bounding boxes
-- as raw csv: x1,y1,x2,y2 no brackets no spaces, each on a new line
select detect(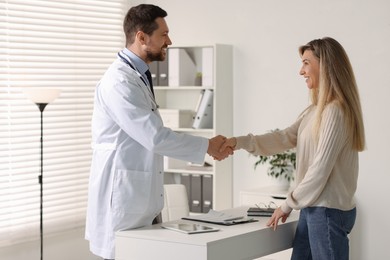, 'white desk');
116,207,298,260
240,186,291,260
